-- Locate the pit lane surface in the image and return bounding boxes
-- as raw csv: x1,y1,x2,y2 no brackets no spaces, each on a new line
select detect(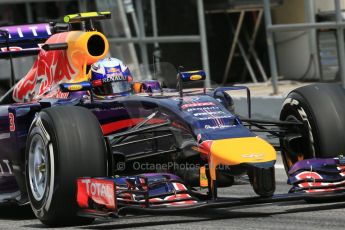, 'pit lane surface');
1,160,345,230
